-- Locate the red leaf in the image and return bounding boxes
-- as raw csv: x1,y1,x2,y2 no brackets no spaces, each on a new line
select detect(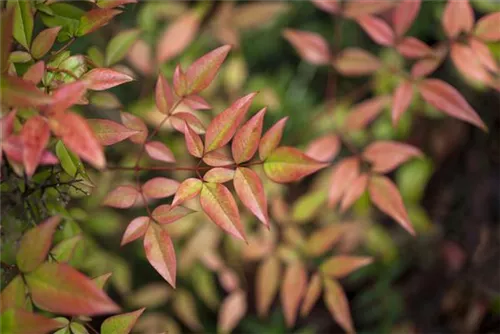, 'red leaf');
234,167,269,227
300,272,322,317
87,119,139,146
392,0,421,37
31,26,61,59
200,182,246,241
328,157,360,208
259,116,288,160
82,68,133,91
205,92,257,152
343,0,396,18
283,29,331,65
145,141,175,163
103,185,139,208
469,37,498,73
368,175,415,235
323,278,354,333
171,178,203,207
0,75,52,108
363,140,422,173
305,134,340,162
450,43,492,84
345,95,389,130
256,255,280,317
185,45,231,95
152,204,194,225
183,94,211,110
77,9,122,36
392,80,413,126
22,60,45,84
442,0,474,39
144,223,176,287
25,262,120,315
356,15,394,46
21,115,49,177
474,12,500,42
142,177,179,199
120,112,148,144
281,261,307,327
16,216,60,273
203,167,235,183
156,11,200,64
396,37,432,58
321,255,373,278
418,79,487,131
203,147,234,167
334,48,381,76
48,81,87,115
155,74,174,114
170,112,205,134
184,122,204,158
340,173,369,212
232,107,266,163
121,216,149,246
218,290,247,333
0,309,63,334
311,0,340,14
